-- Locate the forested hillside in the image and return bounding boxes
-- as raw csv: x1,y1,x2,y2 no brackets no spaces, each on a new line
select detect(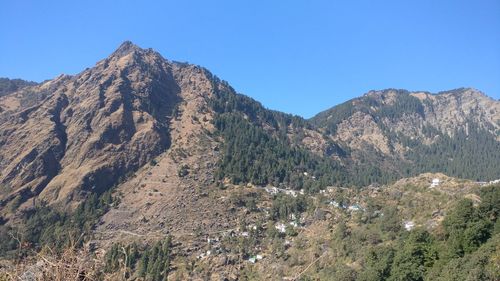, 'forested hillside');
1,42,499,280
209,82,346,191
0,78,37,97
312,88,500,182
